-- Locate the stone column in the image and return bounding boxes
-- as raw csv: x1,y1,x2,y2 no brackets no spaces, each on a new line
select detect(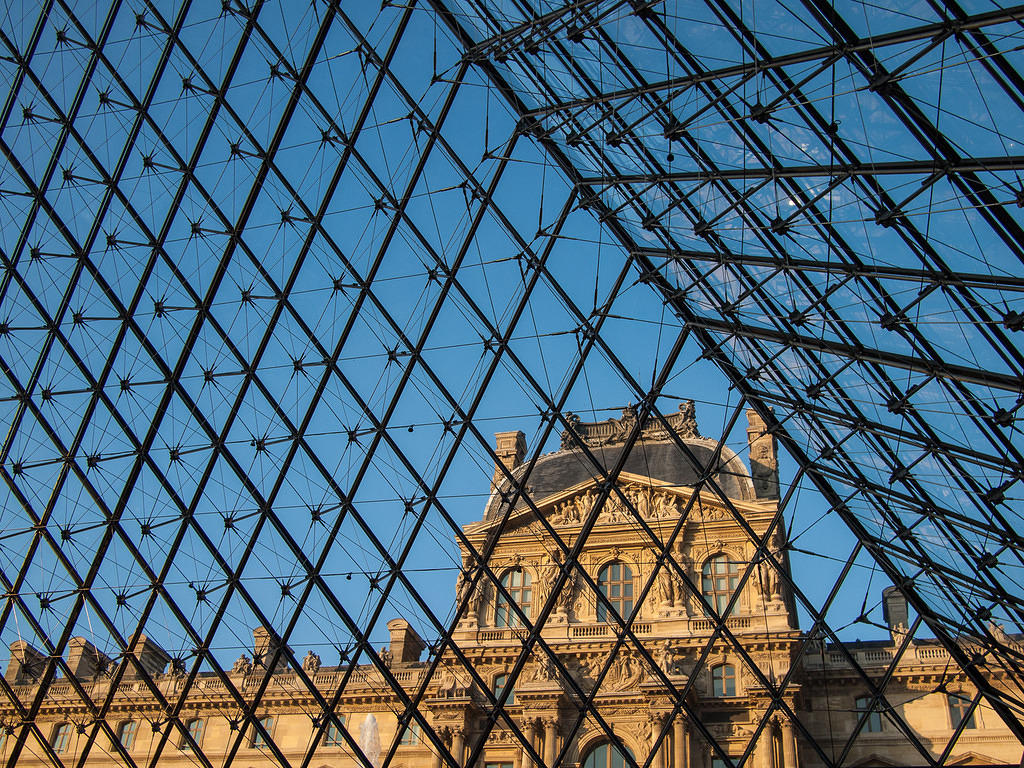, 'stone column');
522,719,539,768
673,719,688,768
780,721,797,768
650,715,667,768
543,717,558,768
754,728,771,768
433,726,451,768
